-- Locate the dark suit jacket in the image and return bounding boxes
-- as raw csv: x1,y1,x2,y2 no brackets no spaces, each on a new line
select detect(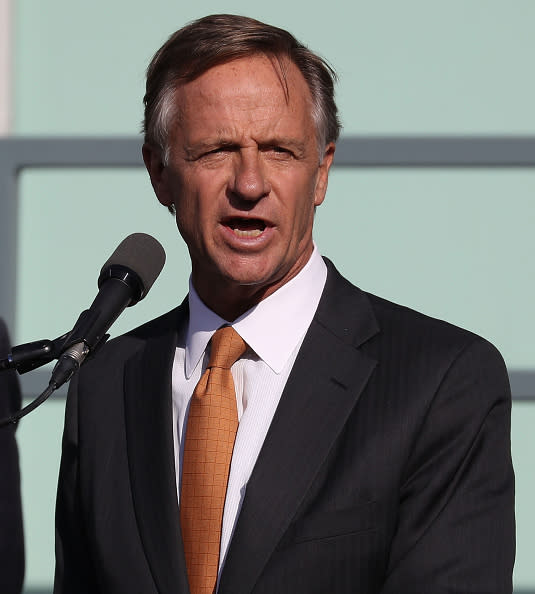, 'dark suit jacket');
54,261,515,593
0,319,25,594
